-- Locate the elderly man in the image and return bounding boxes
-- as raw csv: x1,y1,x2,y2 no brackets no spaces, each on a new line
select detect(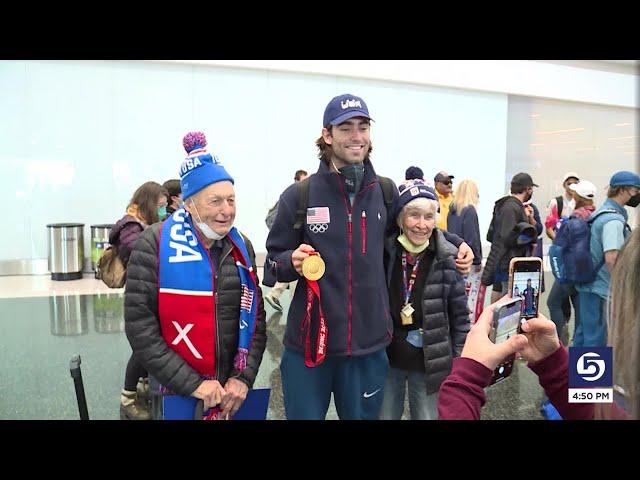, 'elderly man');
124,131,266,420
